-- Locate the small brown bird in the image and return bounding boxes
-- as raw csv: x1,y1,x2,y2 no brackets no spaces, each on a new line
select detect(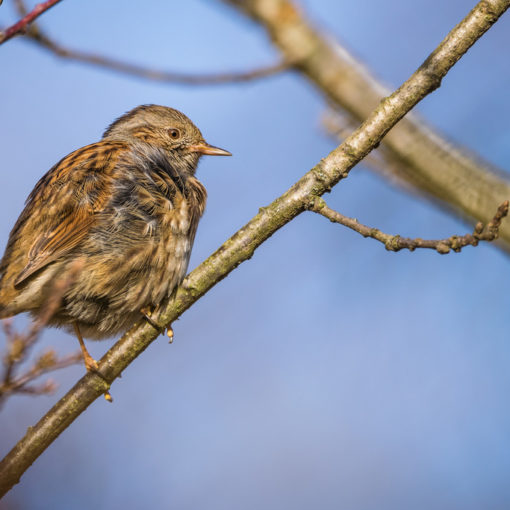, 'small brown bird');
0,105,230,373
